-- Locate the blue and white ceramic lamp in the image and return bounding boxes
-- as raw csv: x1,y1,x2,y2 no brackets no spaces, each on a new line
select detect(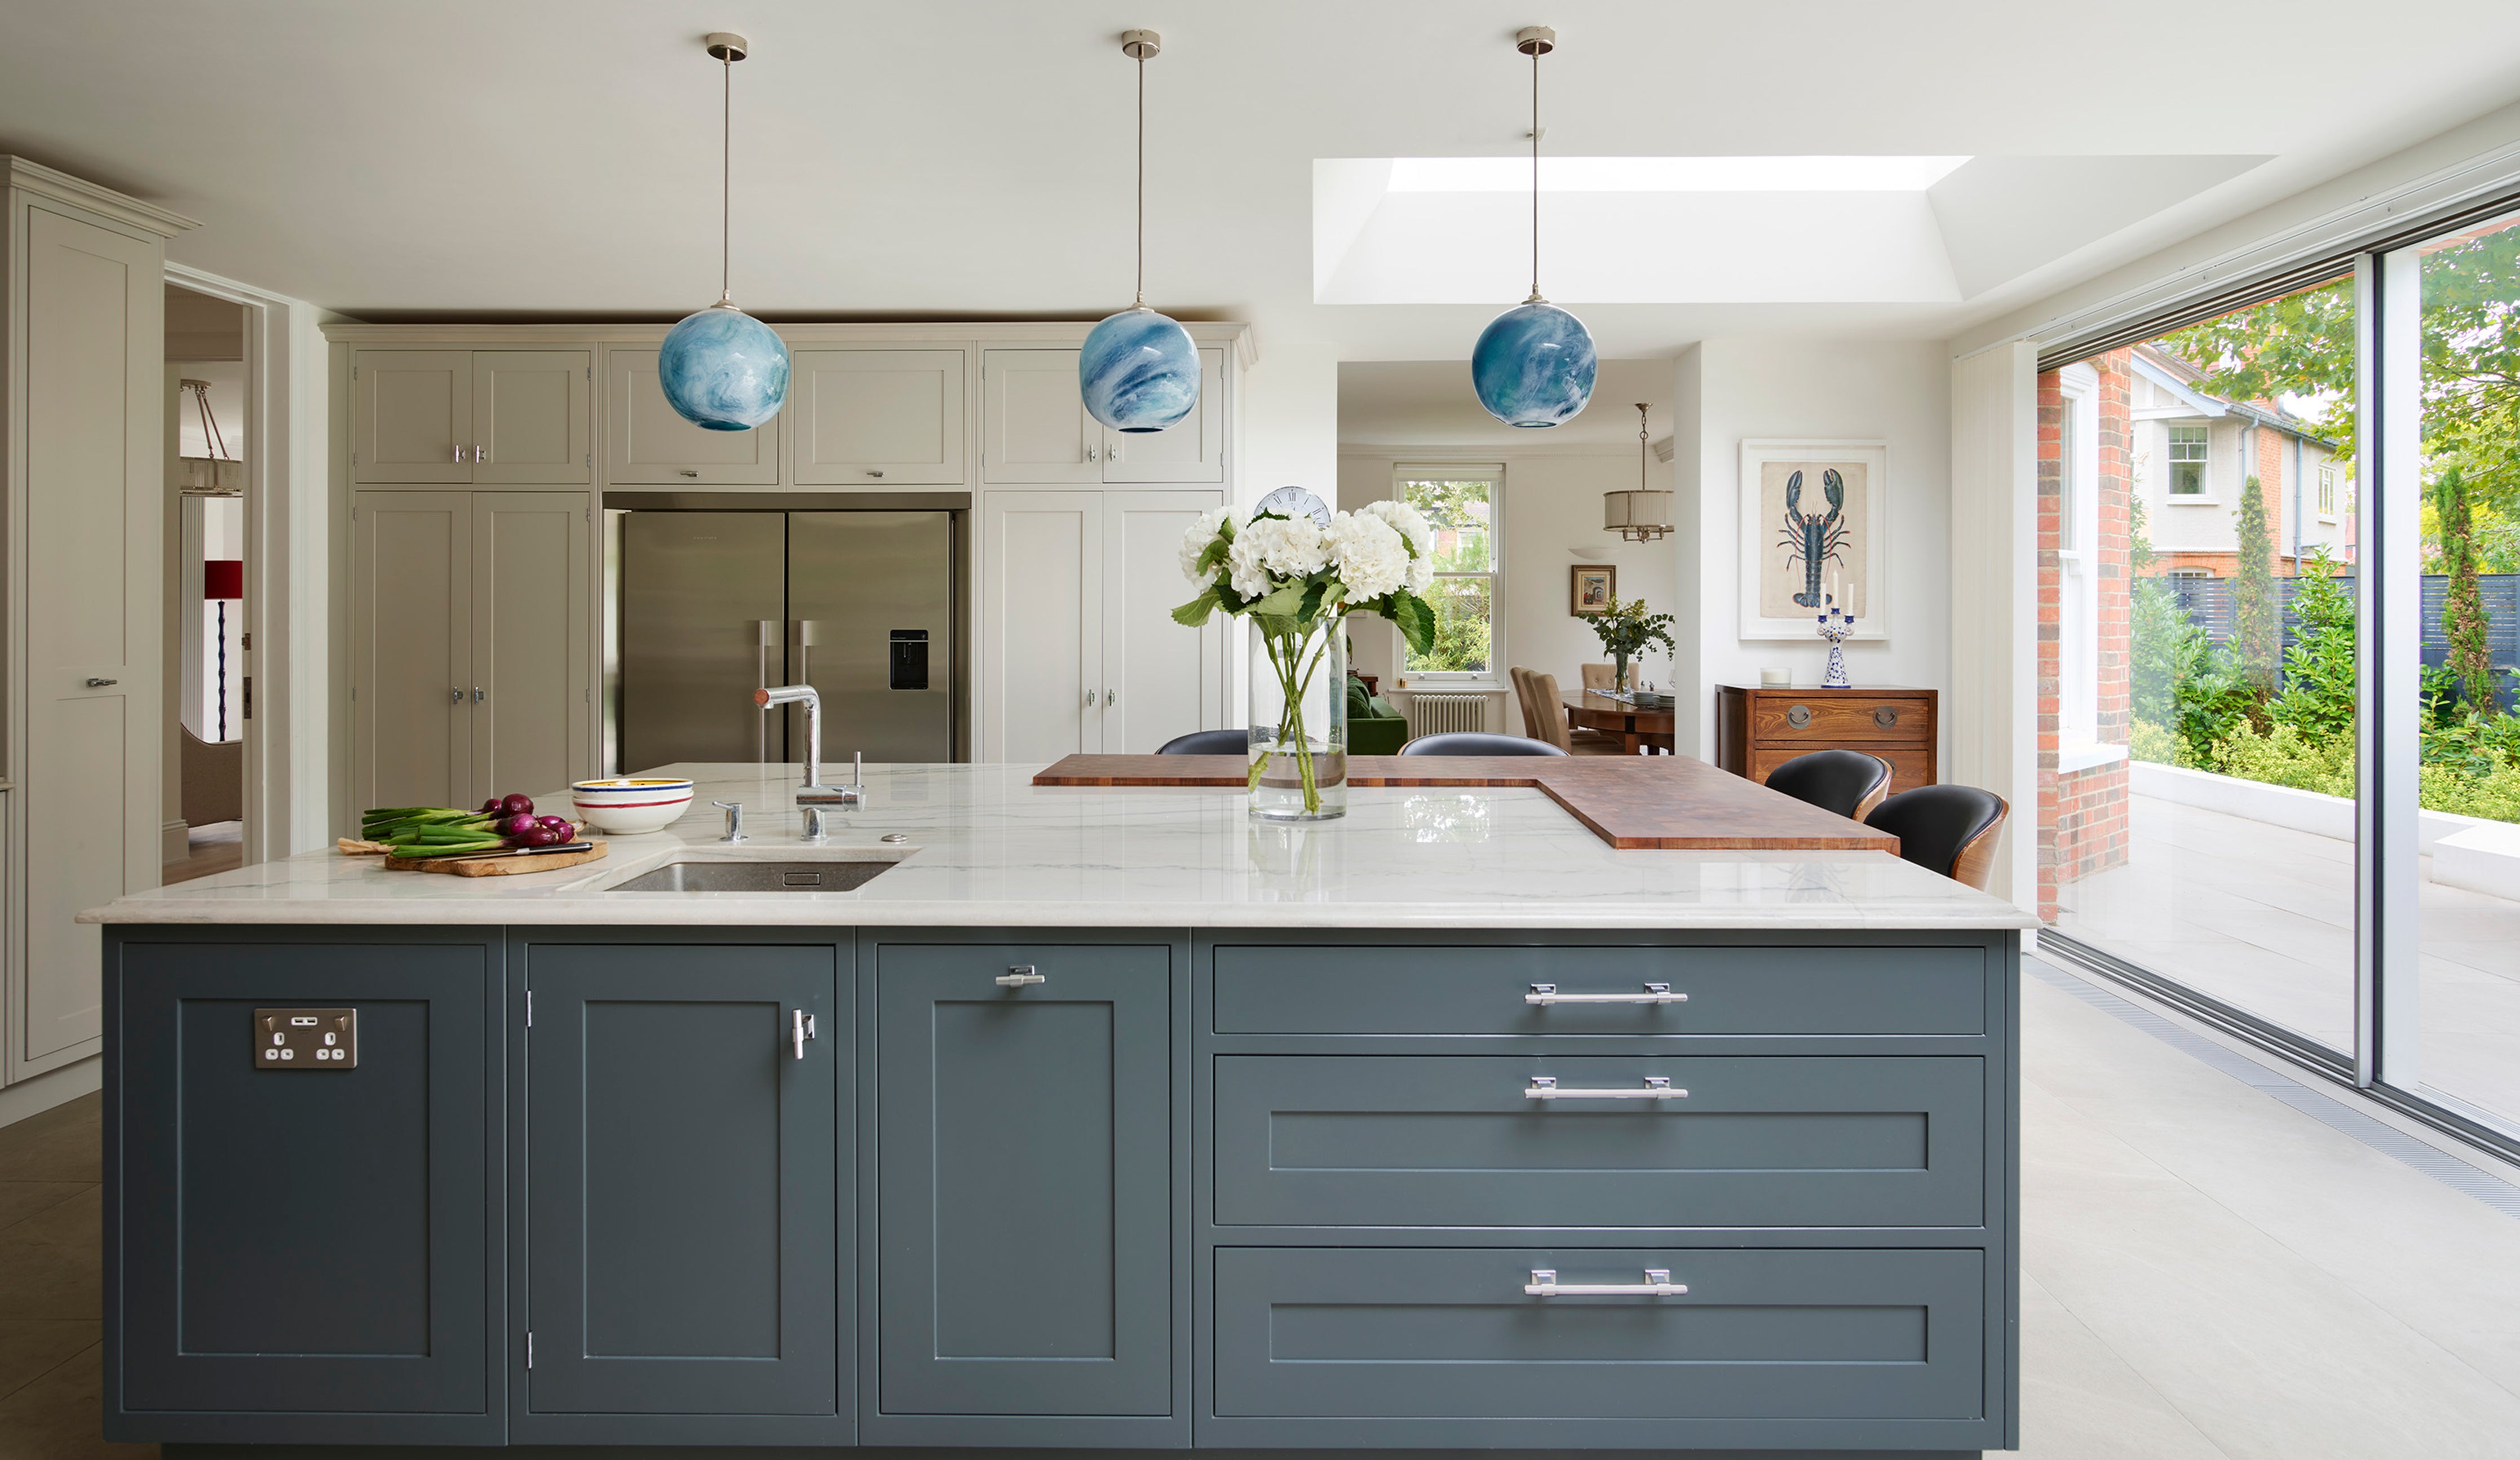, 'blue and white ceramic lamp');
1471,298,1598,428
659,303,791,431
1081,306,1200,432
